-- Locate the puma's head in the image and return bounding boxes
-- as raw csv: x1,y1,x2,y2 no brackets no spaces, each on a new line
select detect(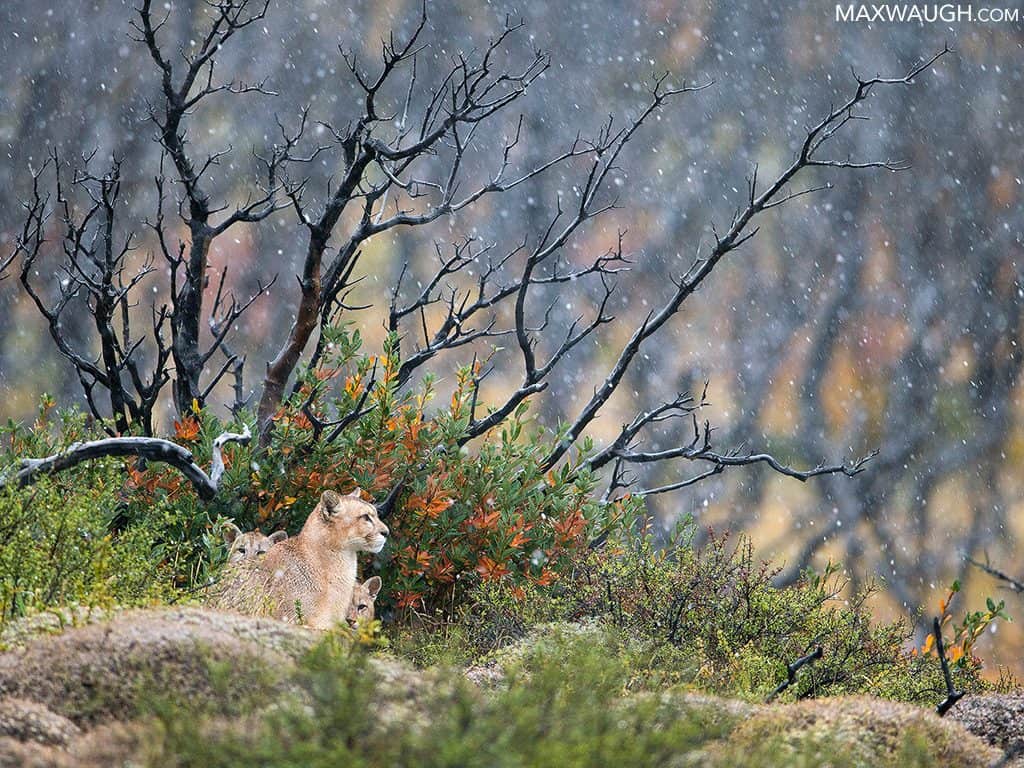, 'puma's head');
308,488,390,554
223,523,288,563
346,576,382,627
